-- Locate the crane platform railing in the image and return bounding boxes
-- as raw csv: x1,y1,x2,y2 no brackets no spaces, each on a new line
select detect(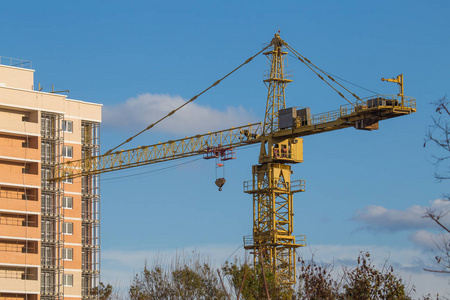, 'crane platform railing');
243,235,307,248
243,178,305,193
300,94,416,127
